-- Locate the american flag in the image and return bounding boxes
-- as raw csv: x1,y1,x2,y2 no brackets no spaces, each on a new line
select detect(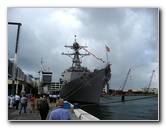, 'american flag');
105,45,110,52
